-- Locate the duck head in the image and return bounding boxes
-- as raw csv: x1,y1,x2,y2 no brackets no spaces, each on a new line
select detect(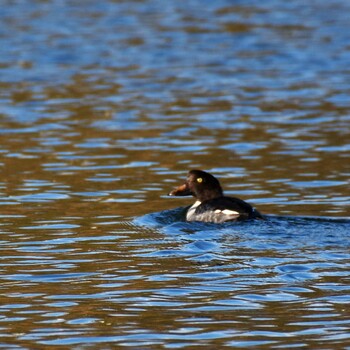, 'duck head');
168,169,223,202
